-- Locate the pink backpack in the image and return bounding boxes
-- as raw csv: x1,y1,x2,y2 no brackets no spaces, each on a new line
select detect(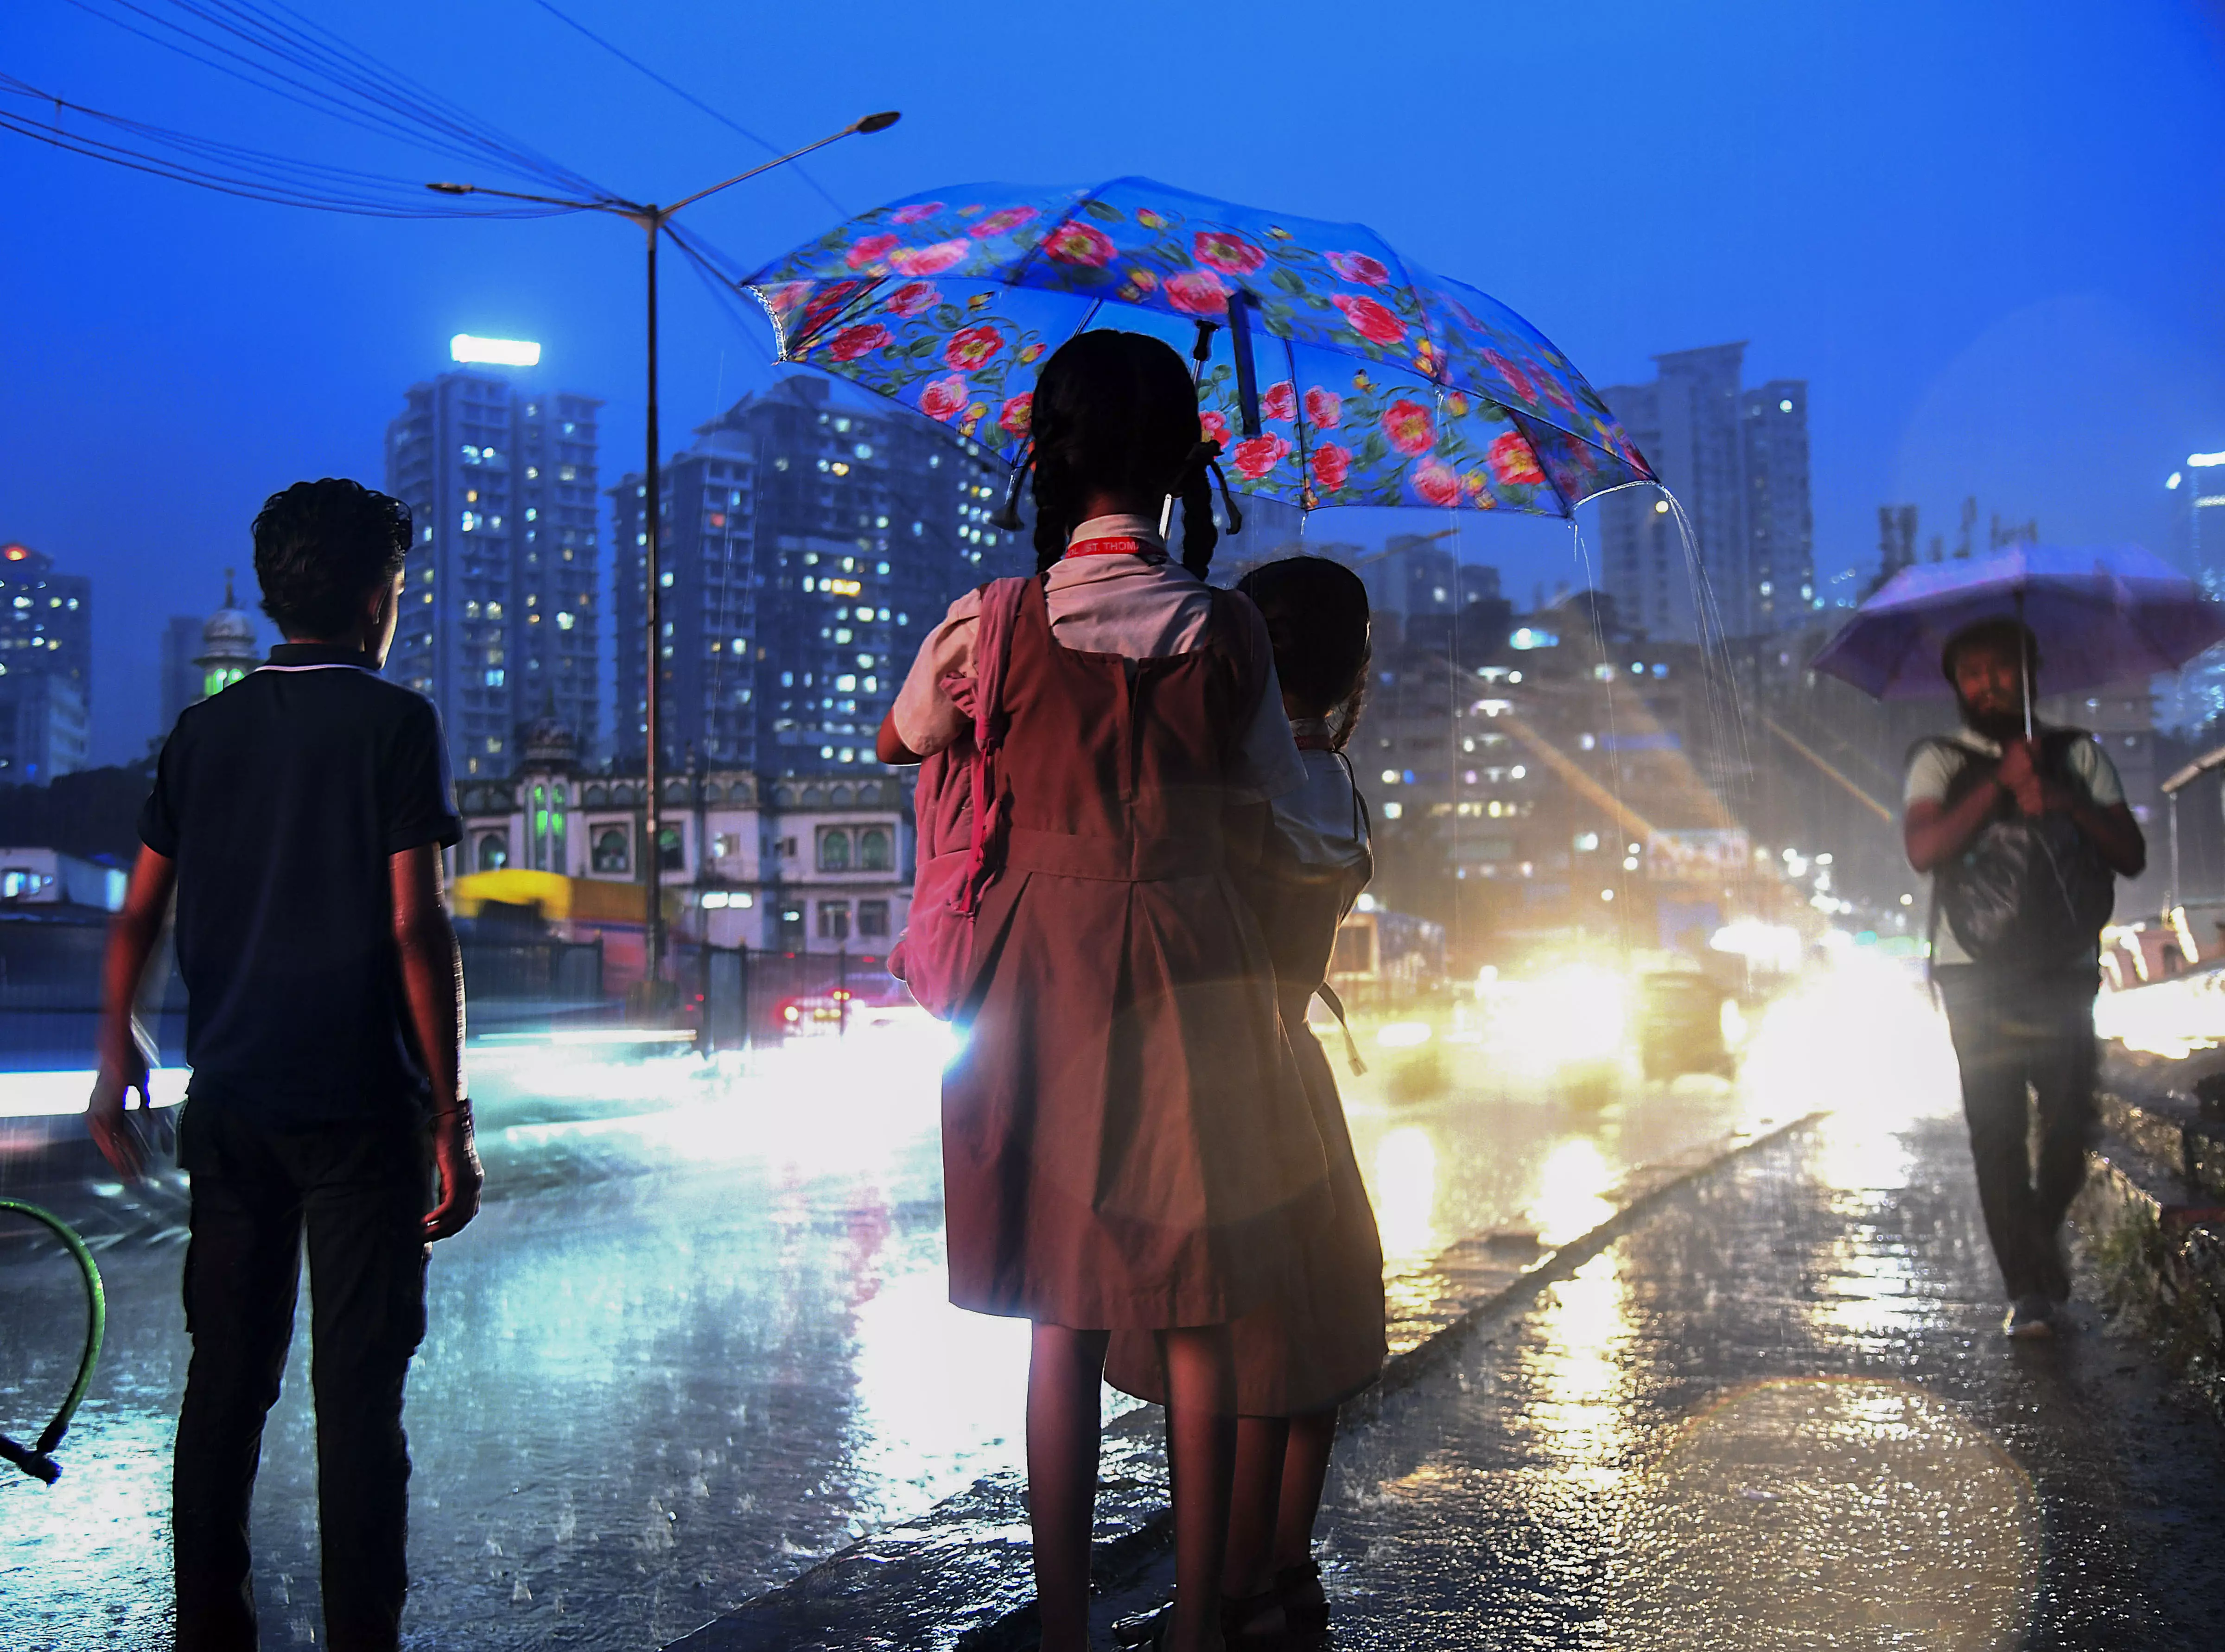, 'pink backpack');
888,576,1029,1019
